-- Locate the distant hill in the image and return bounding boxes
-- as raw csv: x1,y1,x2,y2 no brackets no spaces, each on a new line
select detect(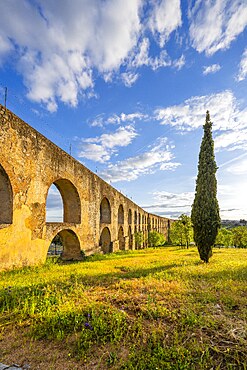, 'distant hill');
221,219,247,228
